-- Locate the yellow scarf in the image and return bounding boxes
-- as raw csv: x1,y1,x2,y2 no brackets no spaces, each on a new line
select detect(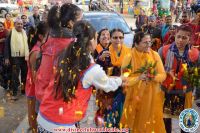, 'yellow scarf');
109,44,130,67
95,44,104,54
11,28,29,59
